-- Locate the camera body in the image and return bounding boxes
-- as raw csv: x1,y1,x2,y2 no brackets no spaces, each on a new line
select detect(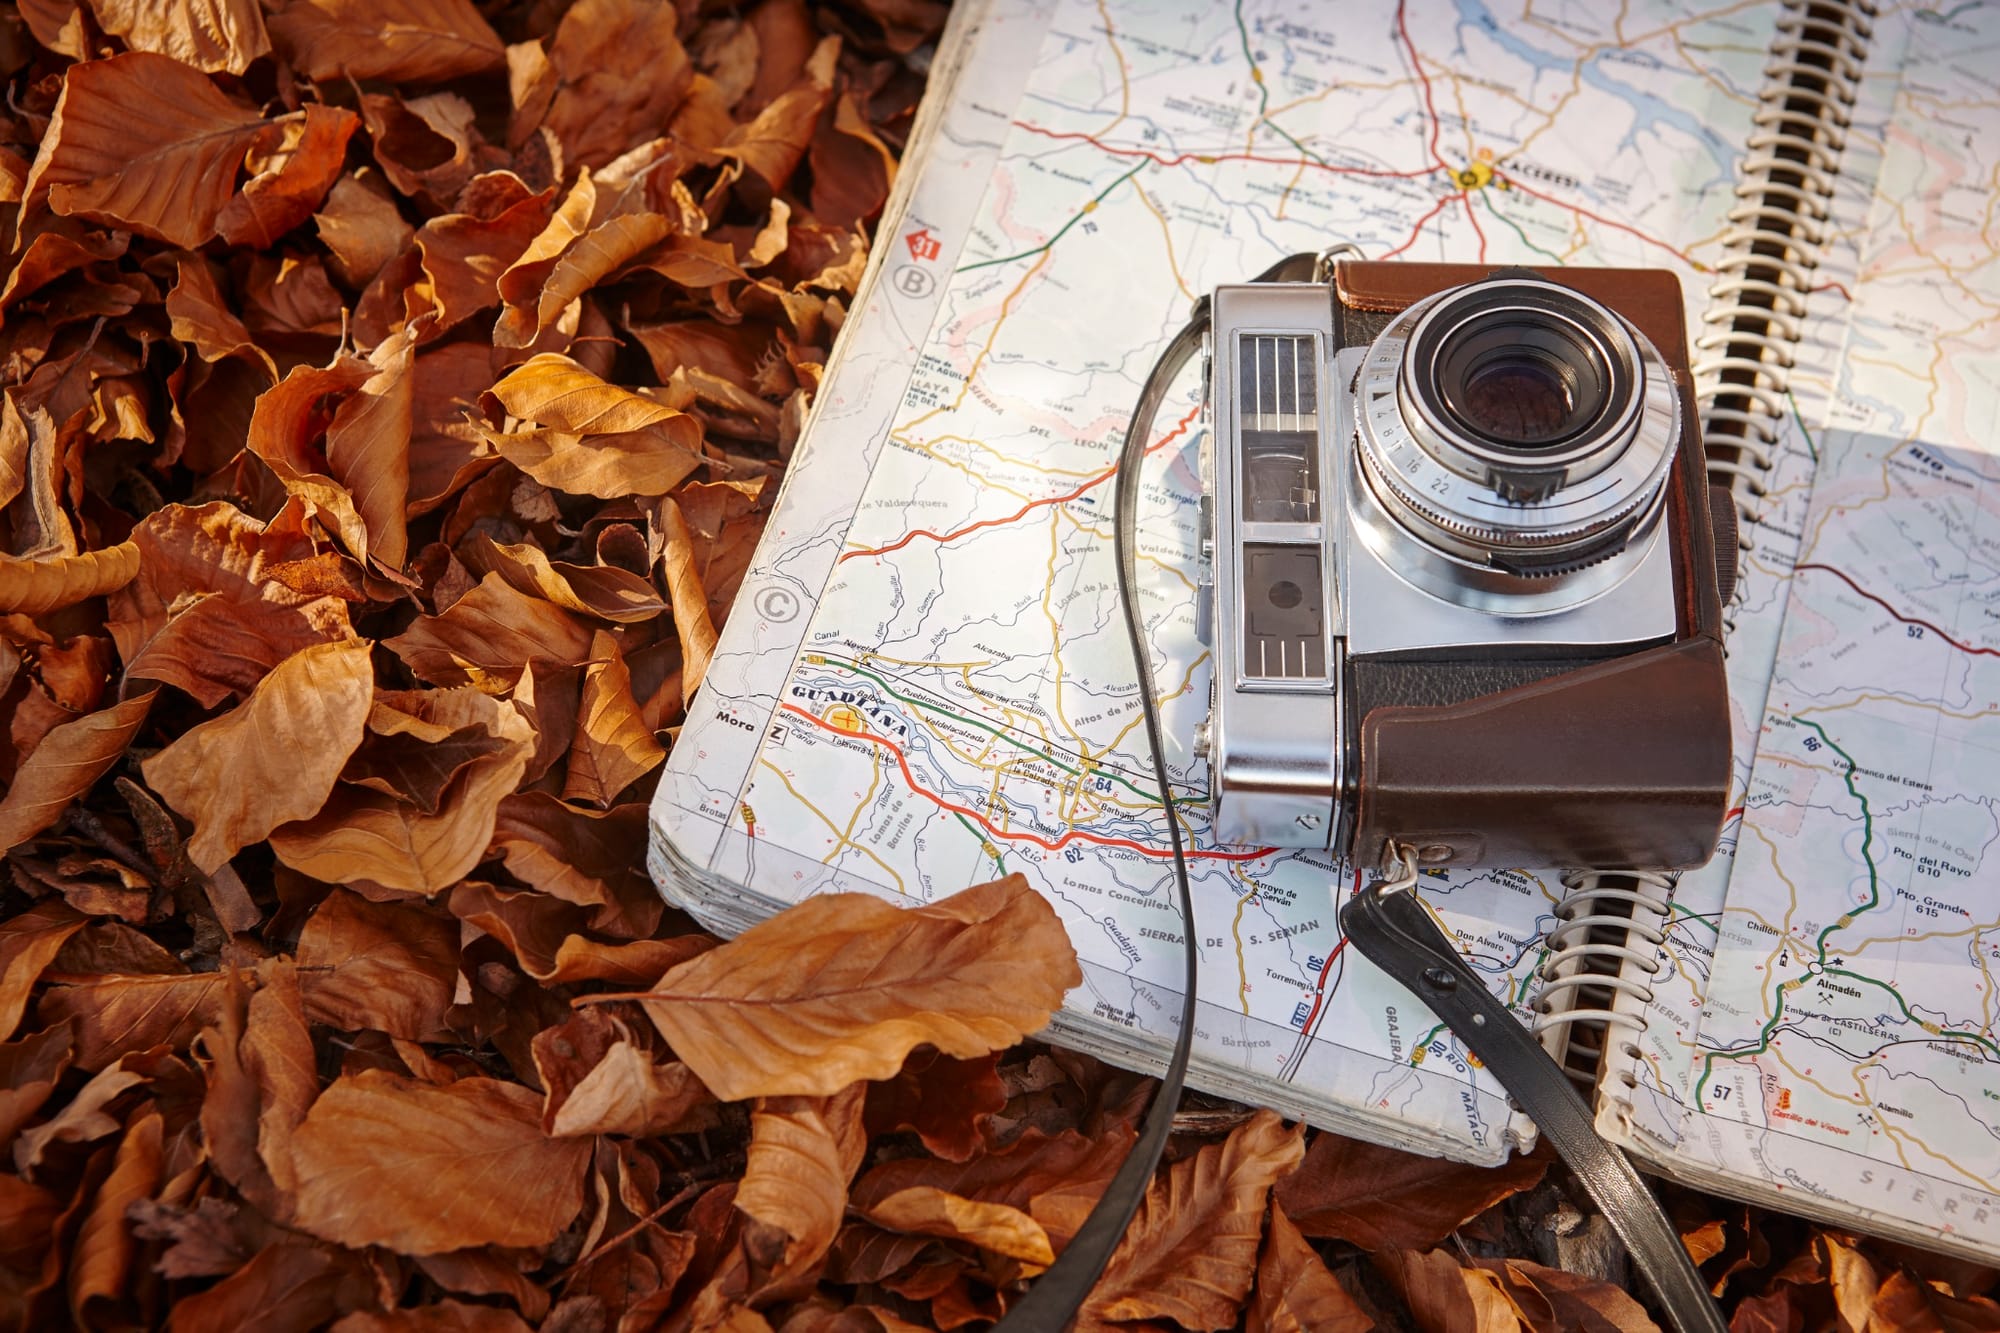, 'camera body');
1196,260,1734,872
